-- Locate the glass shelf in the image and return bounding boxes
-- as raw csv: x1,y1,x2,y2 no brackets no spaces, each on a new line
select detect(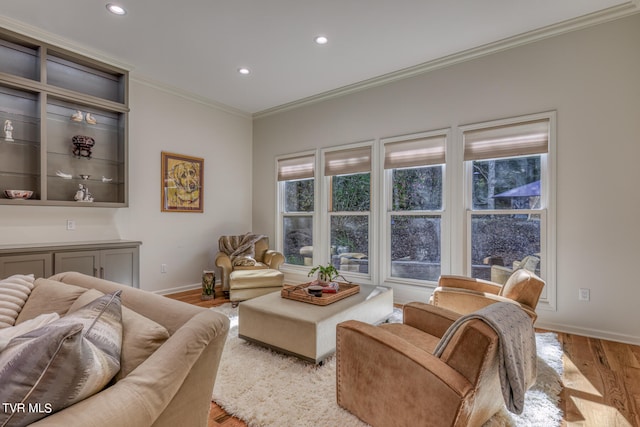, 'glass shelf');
47,176,125,204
